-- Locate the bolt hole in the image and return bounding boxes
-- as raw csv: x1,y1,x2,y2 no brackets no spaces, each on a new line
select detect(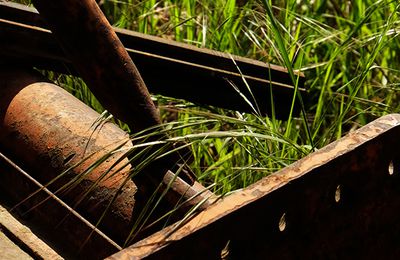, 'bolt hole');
278,213,286,232
388,161,394,175
335,185,341,203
